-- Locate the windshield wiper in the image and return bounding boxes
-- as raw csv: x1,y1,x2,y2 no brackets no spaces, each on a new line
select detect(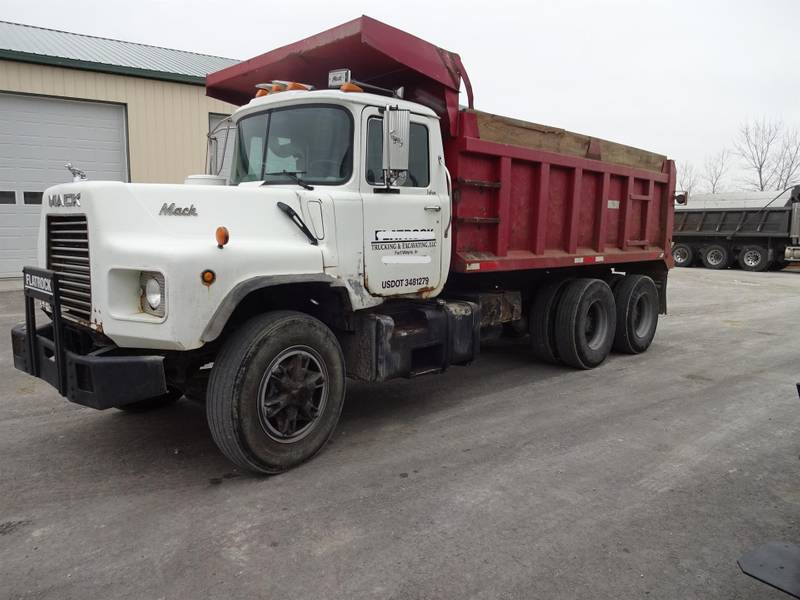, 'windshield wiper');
276,202,318,245
263,170,314,190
